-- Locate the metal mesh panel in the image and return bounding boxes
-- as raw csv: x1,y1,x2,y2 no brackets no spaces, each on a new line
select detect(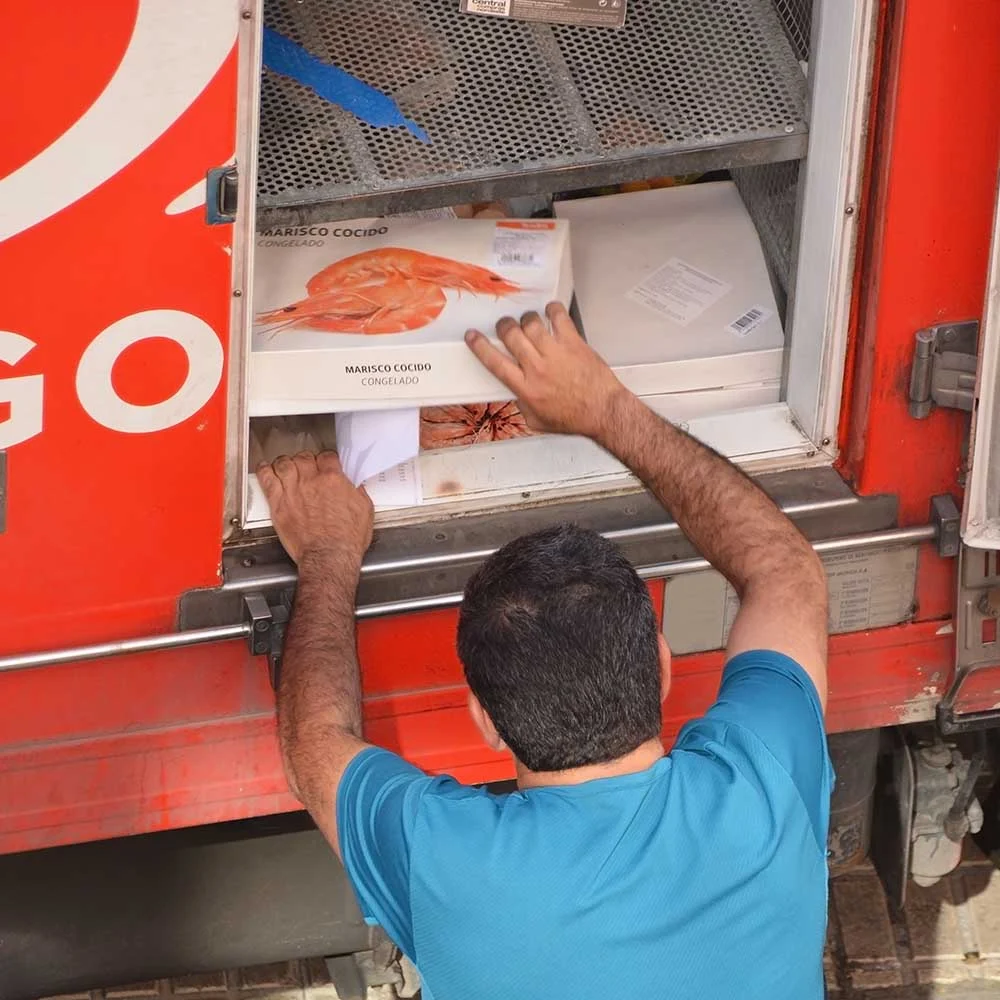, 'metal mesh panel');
258,0,807,225
732,159,800,307
771,0,813,63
